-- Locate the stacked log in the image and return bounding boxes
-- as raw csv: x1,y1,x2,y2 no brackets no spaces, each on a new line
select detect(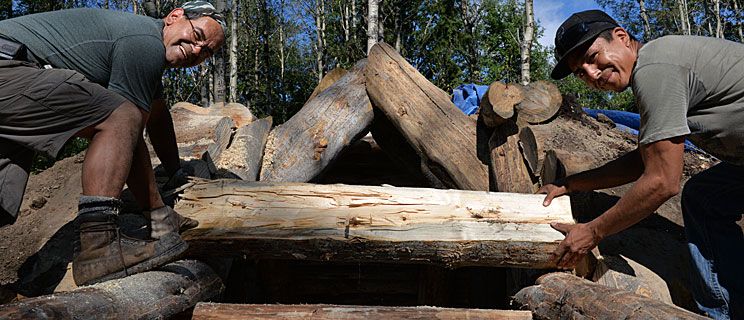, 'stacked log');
366,42,488,191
